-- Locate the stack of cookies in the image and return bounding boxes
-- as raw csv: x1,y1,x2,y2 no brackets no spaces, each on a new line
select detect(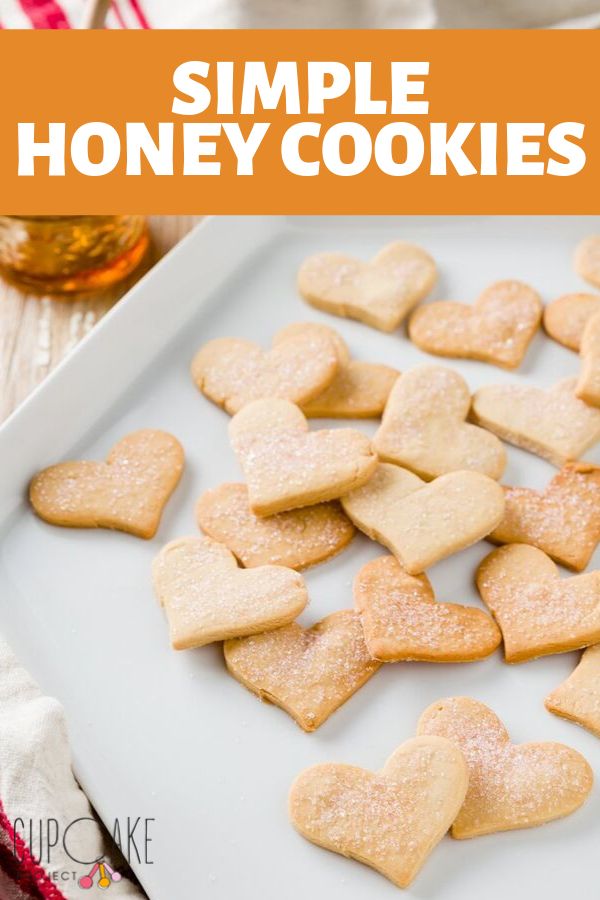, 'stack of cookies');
28,233,600,889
